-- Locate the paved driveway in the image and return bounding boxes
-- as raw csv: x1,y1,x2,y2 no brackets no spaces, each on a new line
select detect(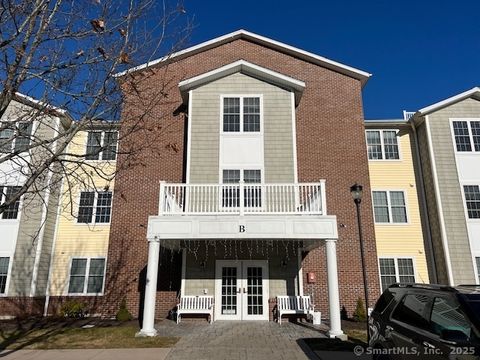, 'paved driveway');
156,320,326,360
